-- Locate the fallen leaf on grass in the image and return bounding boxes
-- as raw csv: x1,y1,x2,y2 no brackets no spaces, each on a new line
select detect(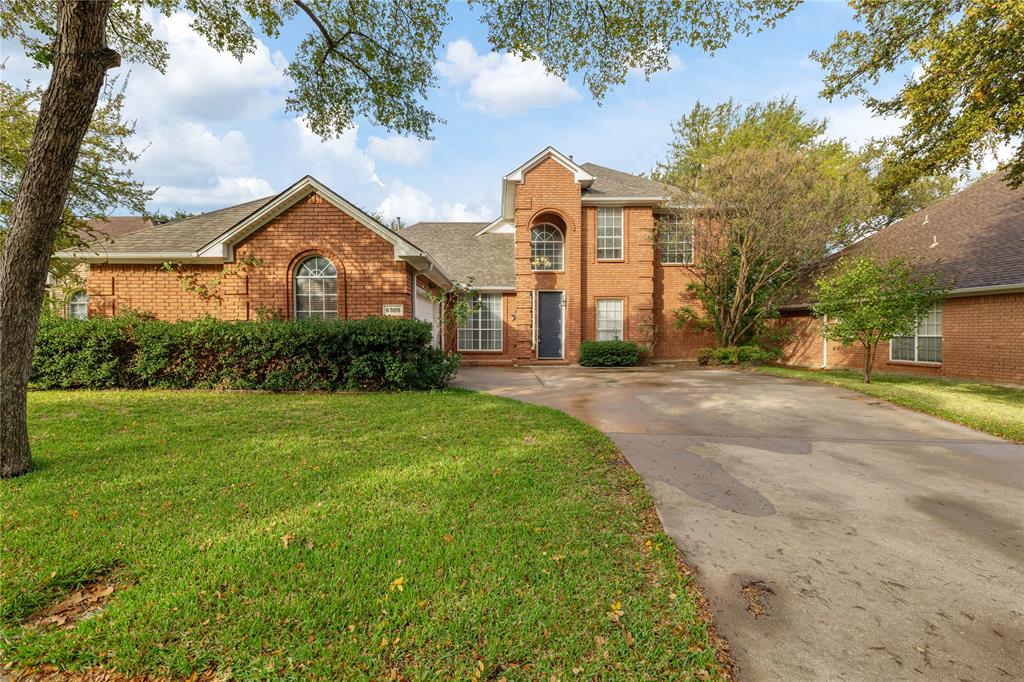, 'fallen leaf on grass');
281,533,295,549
